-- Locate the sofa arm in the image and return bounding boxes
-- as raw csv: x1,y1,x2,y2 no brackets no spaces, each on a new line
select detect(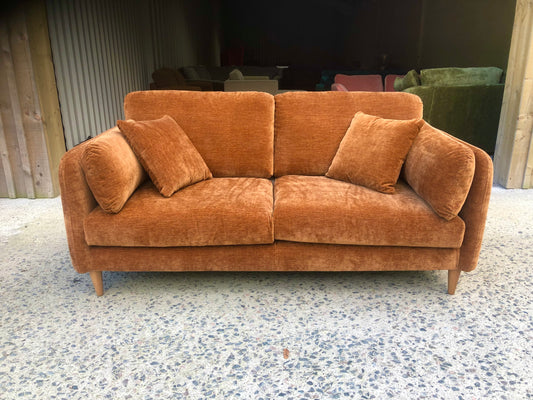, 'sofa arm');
59,129,121,273
403,122,492,272
454,138,493,272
